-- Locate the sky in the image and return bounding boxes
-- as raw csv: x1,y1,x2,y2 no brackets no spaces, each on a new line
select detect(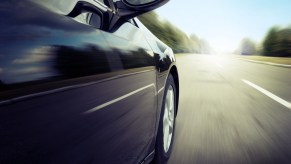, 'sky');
156,0,291,53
